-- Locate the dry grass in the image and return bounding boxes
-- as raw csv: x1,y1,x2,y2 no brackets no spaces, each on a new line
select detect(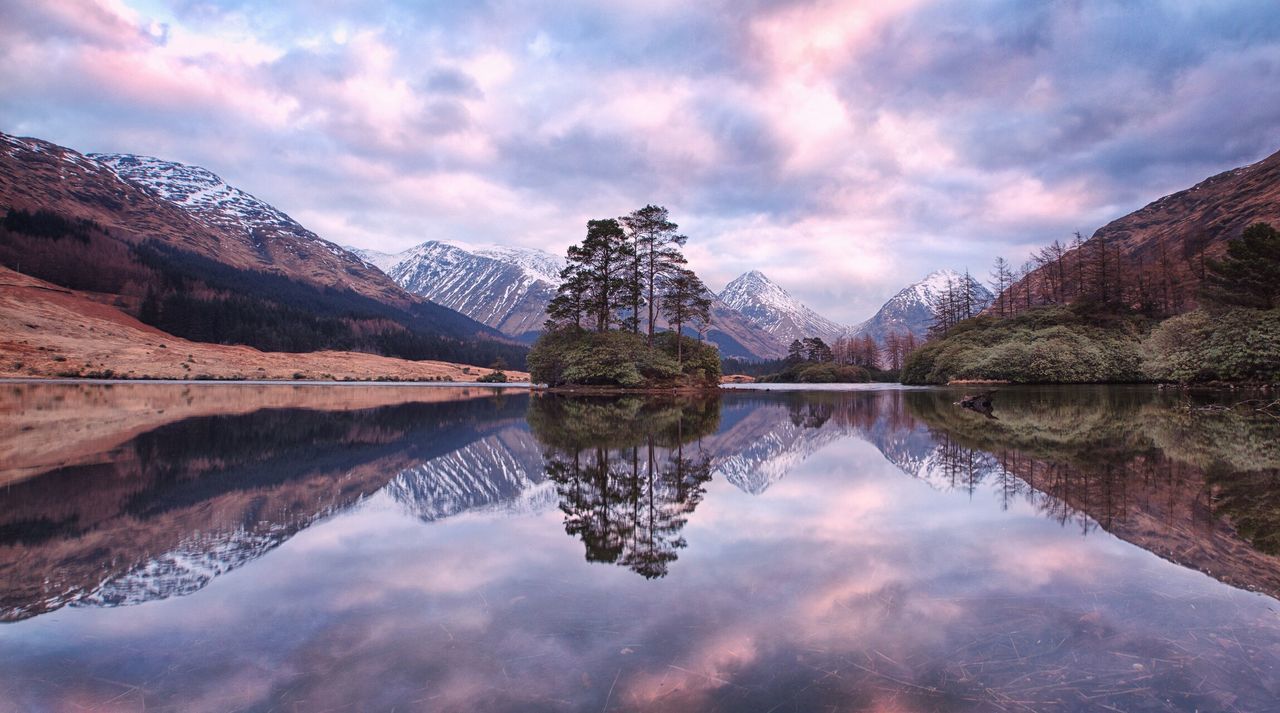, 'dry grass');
0,266,528,383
